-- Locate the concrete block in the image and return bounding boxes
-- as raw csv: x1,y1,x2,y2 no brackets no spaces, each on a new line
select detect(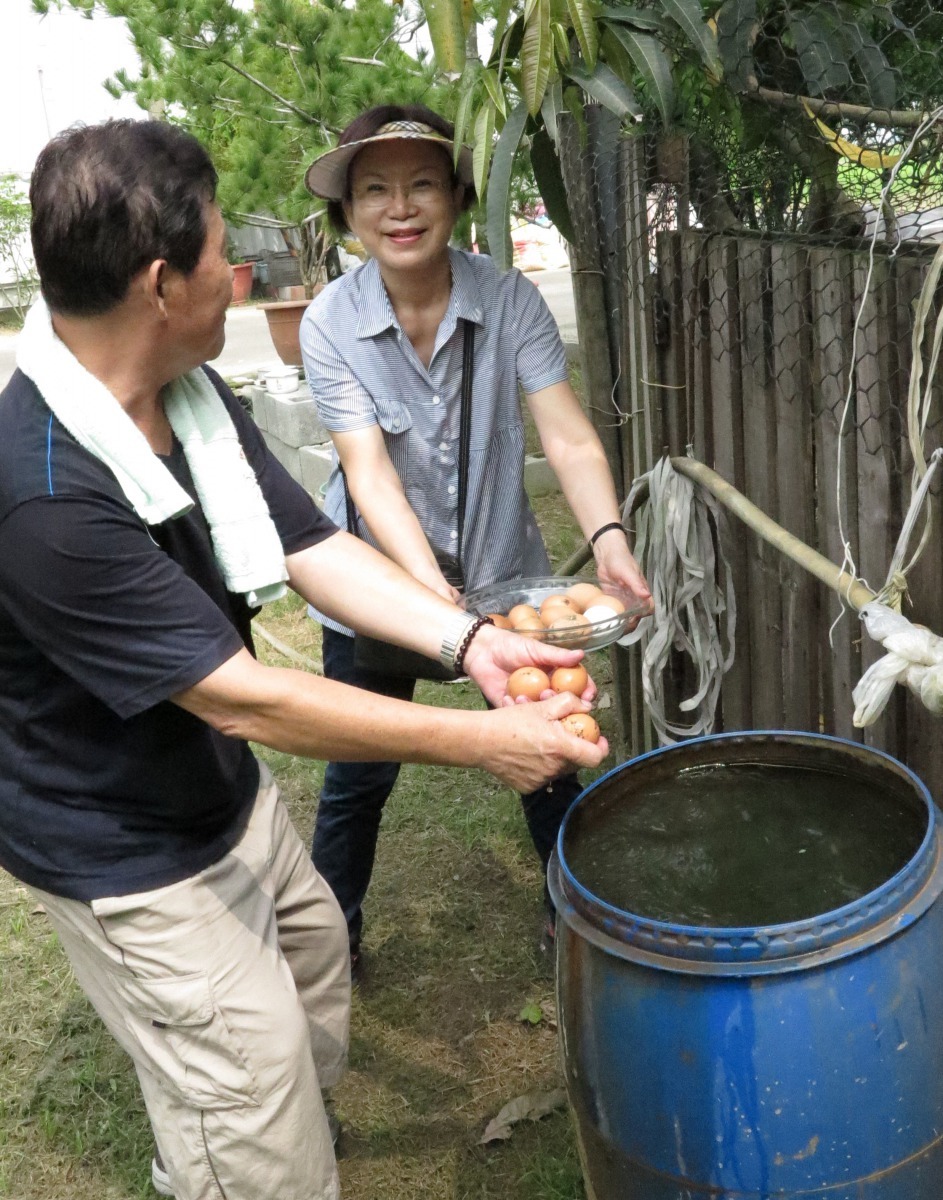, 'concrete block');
246,383,266,430
299,444,335,503
270,384,329,449
524,454,560,497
